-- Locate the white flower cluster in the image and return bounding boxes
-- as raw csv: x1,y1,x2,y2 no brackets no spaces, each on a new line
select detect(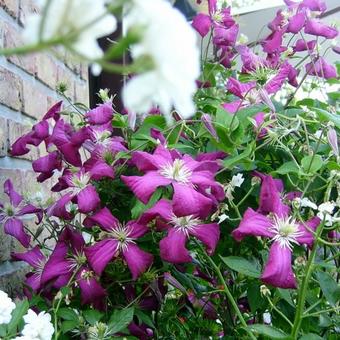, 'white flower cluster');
0,290,15,325
23,0,117,59
224,173,245,200
14,309,54,340
123,0,200,125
